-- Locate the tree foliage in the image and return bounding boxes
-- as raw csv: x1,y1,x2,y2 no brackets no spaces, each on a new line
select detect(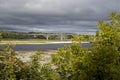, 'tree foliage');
0,44,59,80
0,44,27,80
52,12,120,80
